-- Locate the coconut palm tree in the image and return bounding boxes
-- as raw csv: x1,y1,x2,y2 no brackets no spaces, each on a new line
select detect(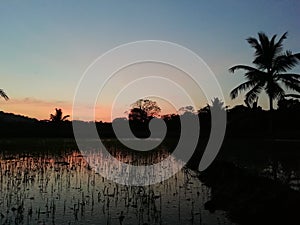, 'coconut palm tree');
0,89,9,101
50,108,70,122
229,32,300,111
